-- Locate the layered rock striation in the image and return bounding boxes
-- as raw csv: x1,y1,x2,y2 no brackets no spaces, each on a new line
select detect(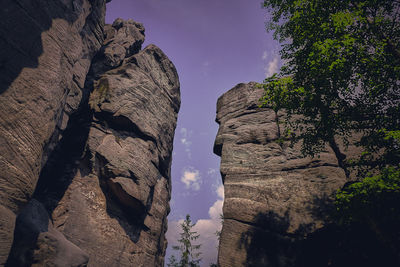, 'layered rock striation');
0,0,108,264
214,83,352,266
1,2,180,266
